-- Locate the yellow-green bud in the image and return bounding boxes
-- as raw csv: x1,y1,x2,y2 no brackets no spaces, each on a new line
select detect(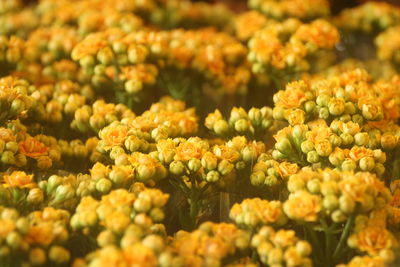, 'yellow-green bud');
218,160,234,176
359,156,375,171
272,107,285,120
250,171,265,186
6,231,22,249
328,98,345,116
96,178,112,193
374,163,385,176
315,140,332,157
49,246,70,264
29,248,46,266
307,179,321,194
301,140,314,153
295,241,312,257
234,119,251,133
27,188,44,204
169,161,186,176
354,132,369,146
339,195,355,214
1,150,15,165
340,133,354,146
331,210,346,223
134,198,151,213
275,138,292,153
319,107,329,119
381,133,398,150
206,171,220,182
97,230,116,247
137,164,156,181
187,158,201,172
125,80,142,94
304,101,316,113
5,141,18,153
242,146,257,162
316,94,330,107
265,175,279,186
213,120,229,135
323,195,339,210
307,151,319,163
201,152,218,170
150,207,165,222
341,159,356,171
